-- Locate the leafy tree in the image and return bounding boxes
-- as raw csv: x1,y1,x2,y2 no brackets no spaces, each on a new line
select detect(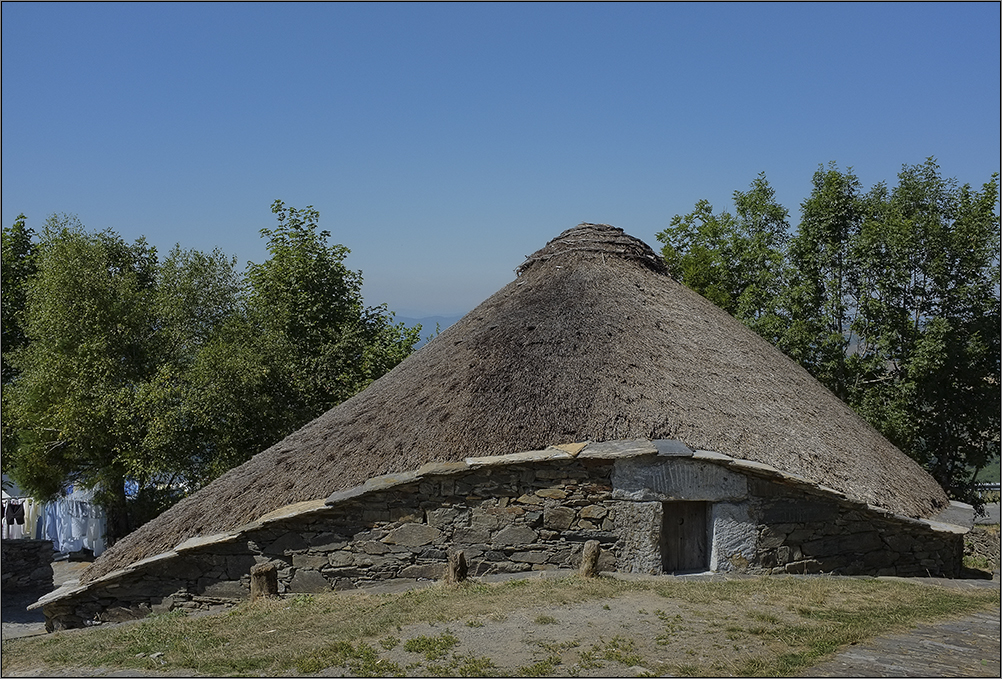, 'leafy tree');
3,215,158,541
657,173,790,342
1,214,36,385
130,246,246,517
784,163,870,398
135,201,420,491
843,160,1001,503
3,202,421,537
660,160,1000,507
244,200,420,422
1,214,37,478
